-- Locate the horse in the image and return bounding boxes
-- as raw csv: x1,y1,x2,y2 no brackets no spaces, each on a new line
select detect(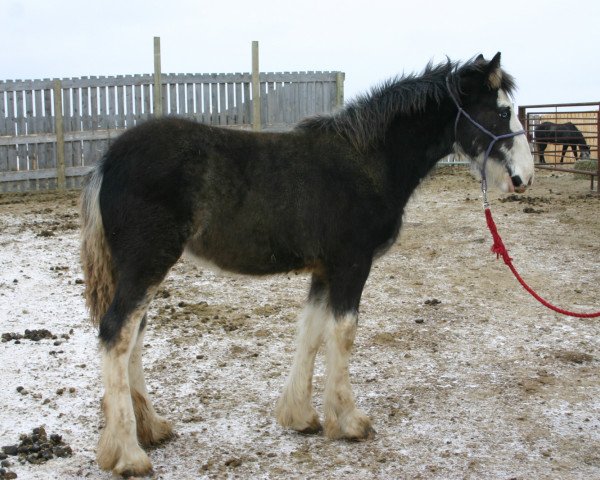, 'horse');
80,52,534,476
534,121,591,163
